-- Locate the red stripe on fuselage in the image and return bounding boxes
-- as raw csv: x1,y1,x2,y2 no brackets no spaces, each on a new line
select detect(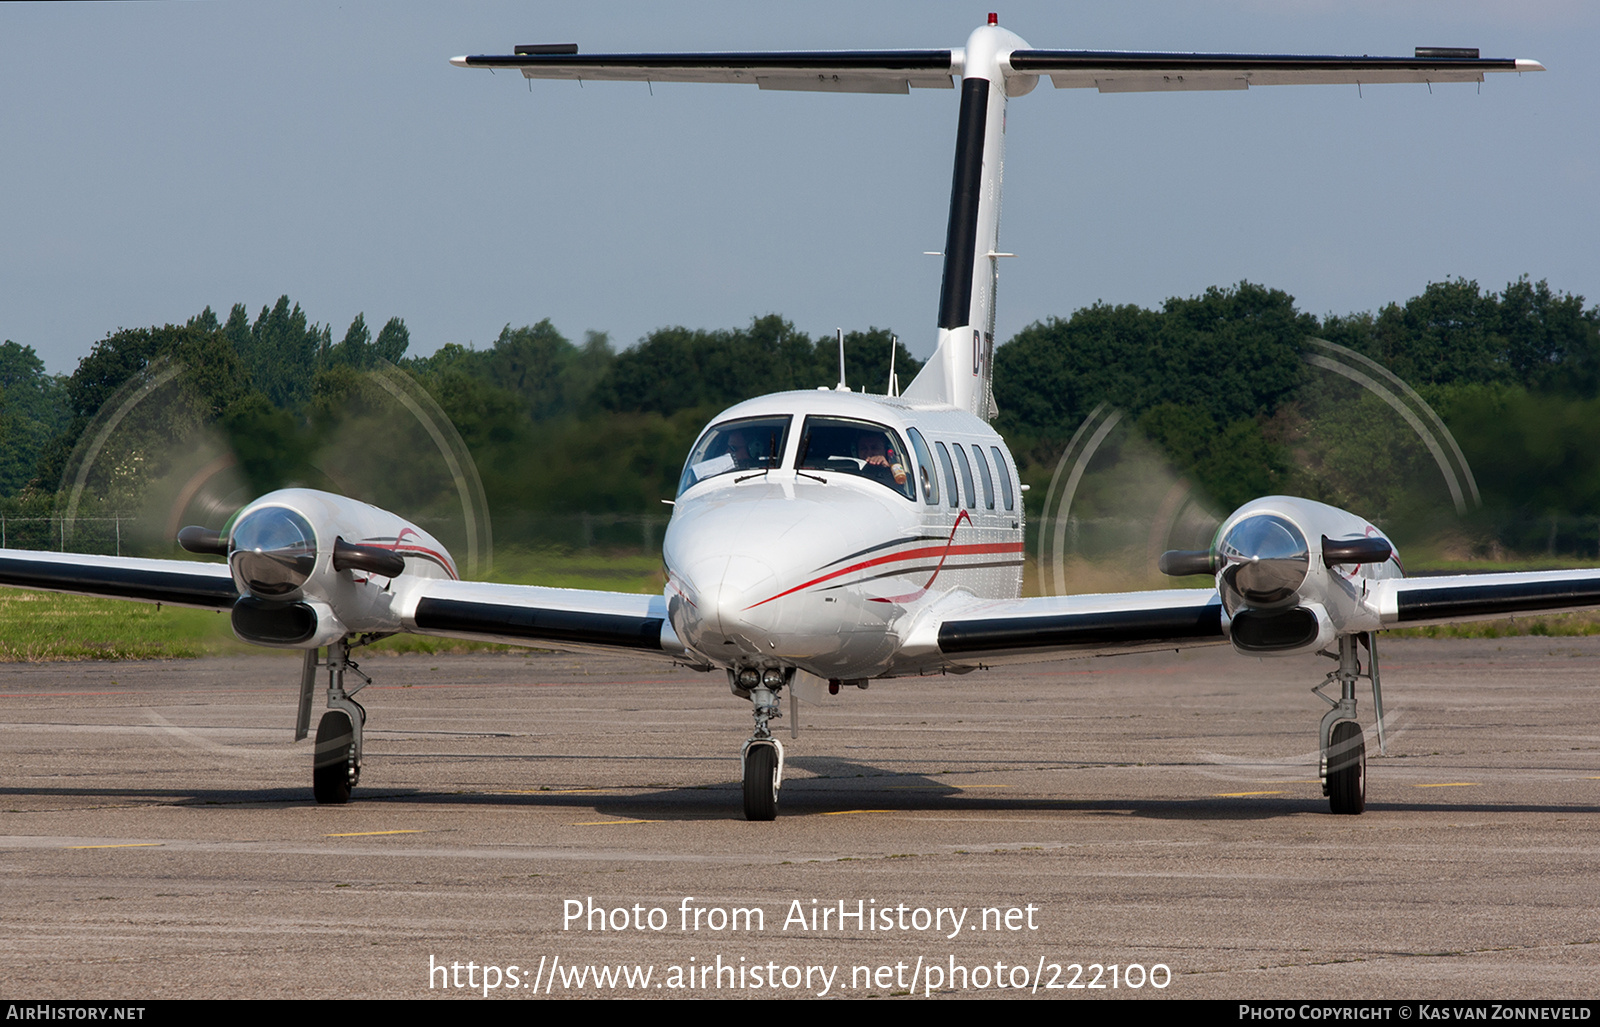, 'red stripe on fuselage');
361,528,459,580
745,509,1019,610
